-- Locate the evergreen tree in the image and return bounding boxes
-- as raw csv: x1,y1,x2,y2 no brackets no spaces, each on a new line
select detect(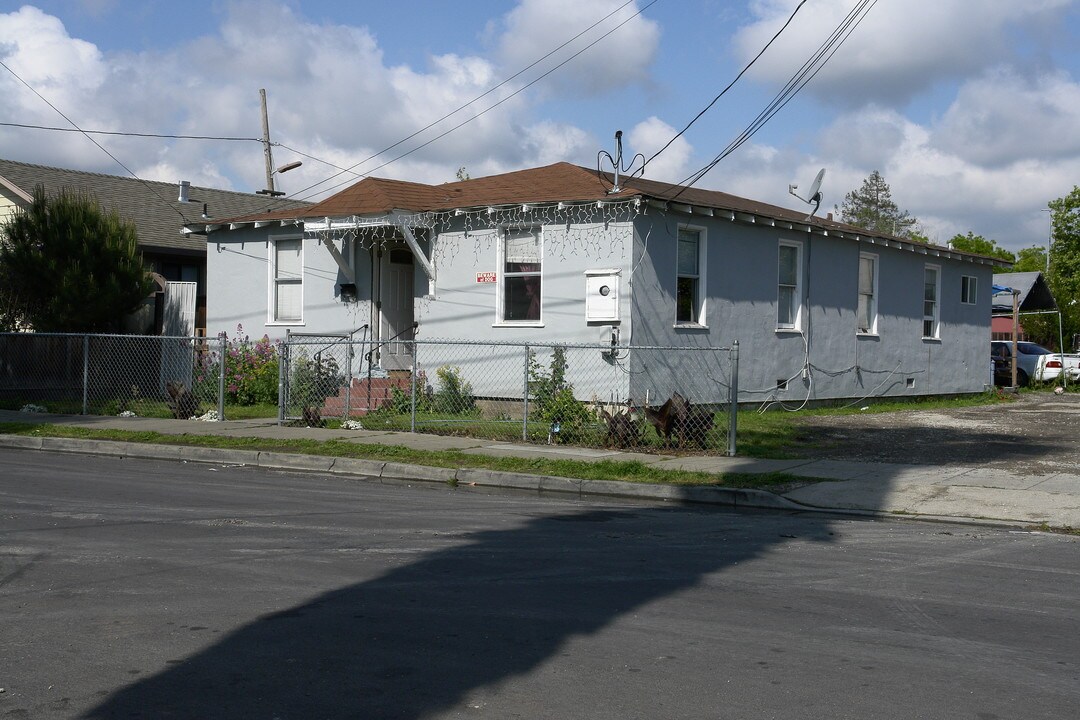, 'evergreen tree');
0,185,153,332
835,170,920,239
